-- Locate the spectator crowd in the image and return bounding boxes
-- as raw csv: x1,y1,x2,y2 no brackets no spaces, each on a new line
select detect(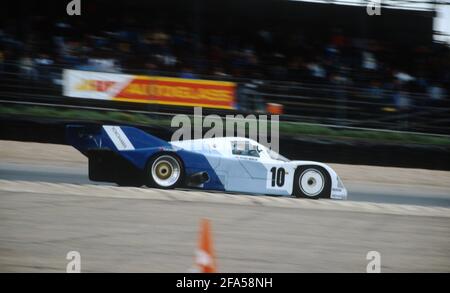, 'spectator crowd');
0,13,449,110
